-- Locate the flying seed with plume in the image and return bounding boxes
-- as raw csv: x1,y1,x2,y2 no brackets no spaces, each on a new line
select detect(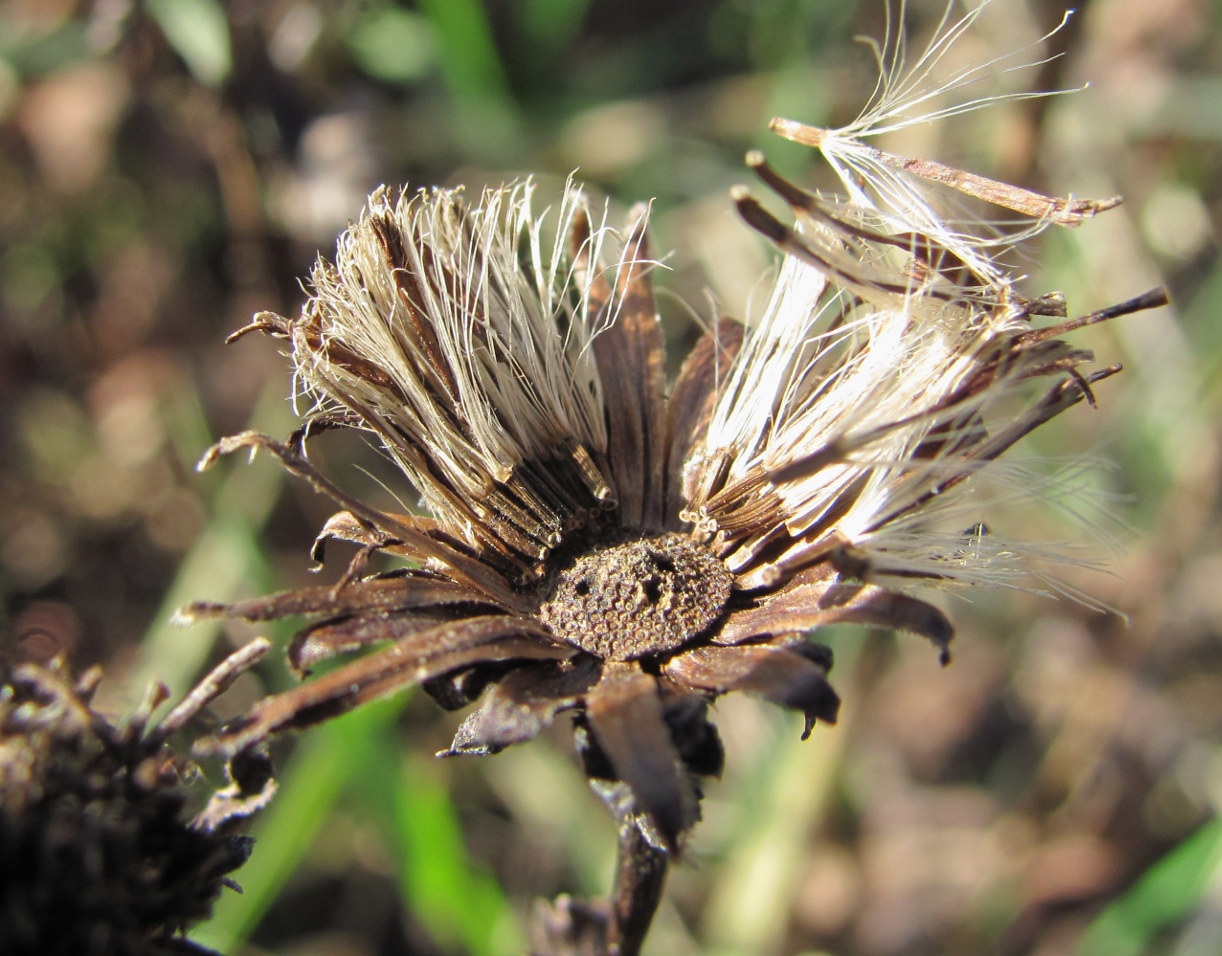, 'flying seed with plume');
770,116,1123,225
